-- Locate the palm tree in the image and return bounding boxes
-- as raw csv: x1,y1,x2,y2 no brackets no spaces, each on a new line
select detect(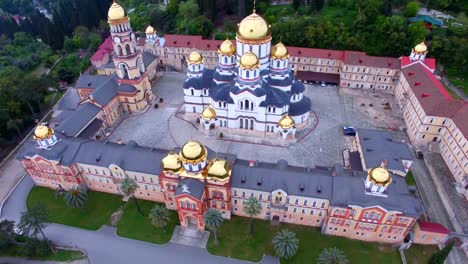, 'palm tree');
120,177,142,215
64,186,87,208
243,196,262,237
317,247,349,264
18,204,53,252
272,229,299,259
204,209,224,244
149,204,171,230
